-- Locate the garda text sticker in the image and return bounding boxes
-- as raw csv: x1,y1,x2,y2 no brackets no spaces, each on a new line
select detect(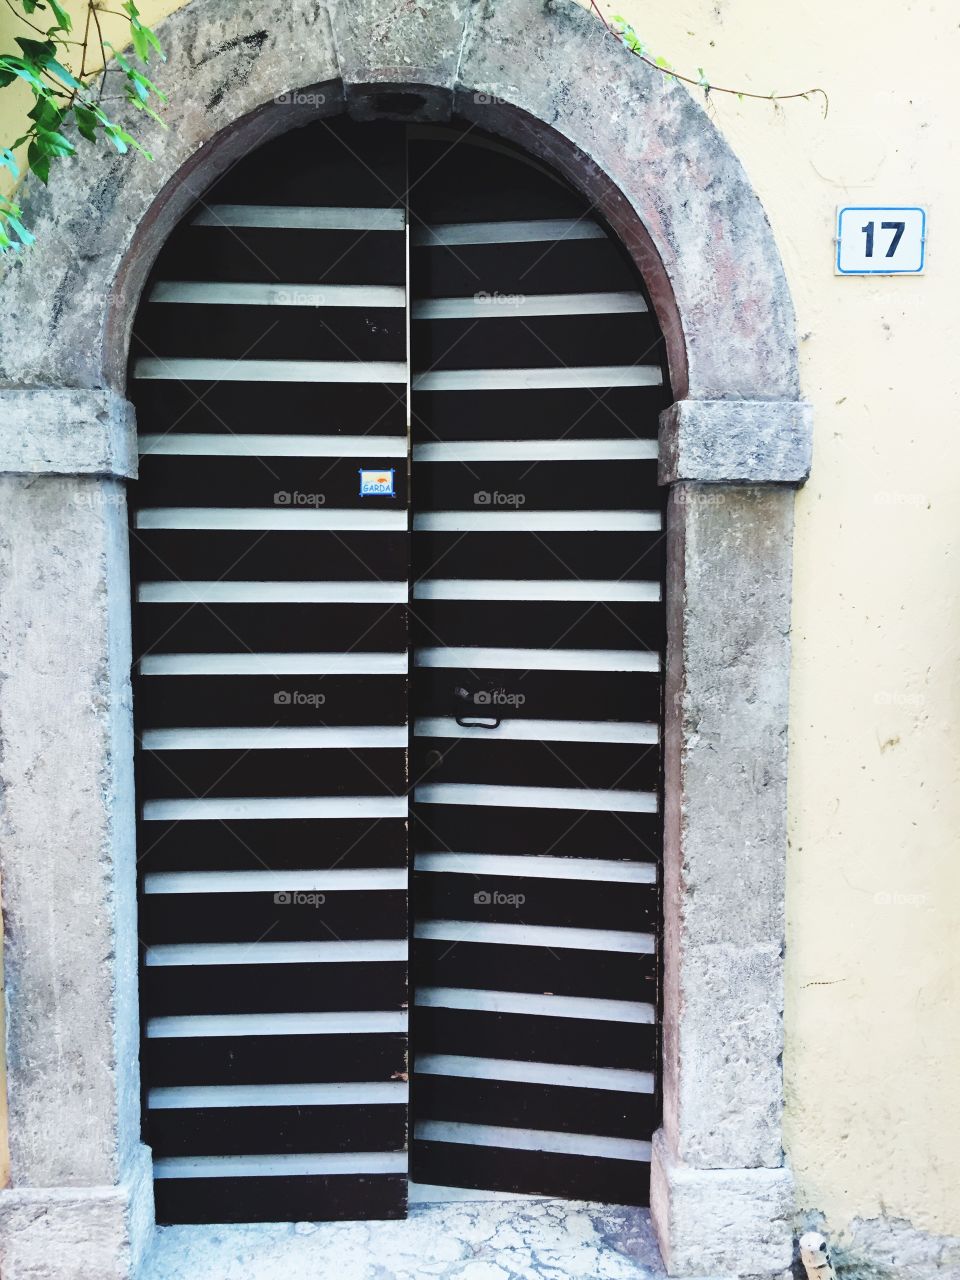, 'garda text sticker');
359,468,396,497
